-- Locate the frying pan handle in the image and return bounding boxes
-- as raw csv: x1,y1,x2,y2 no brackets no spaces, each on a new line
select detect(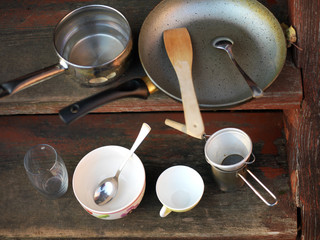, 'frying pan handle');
59,78,150,124
0,64,66,98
